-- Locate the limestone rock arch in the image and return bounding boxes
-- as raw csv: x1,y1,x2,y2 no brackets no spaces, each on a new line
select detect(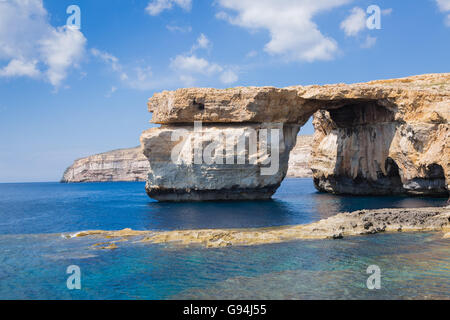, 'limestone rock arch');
140,73,449,201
